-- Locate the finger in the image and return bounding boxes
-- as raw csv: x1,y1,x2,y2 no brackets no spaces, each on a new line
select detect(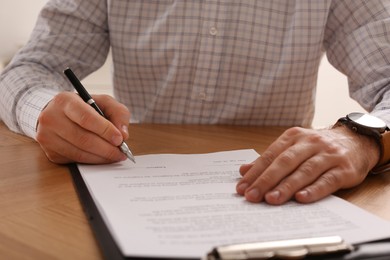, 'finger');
39,117,127,163
236,127,307,193
42,136,120,164
236,133,294,195
37,119,111,164
93,95,131,139
236,151,281,196
56,119,127,162
264,156,330,205
37,98,127,163
294,169,345,203
60,94,124,146
239,162,255,176
243,143,318,203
